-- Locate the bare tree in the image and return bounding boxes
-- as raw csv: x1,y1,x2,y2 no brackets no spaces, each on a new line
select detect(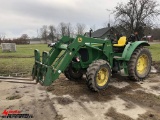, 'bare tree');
40,25,48,43
114,0,160,37
151,27,160,39
48,25,56,42
67,23,75,37
20,34,29,40
58,22,67,36
0,33,6,40
66,23,72,37
57,22,74,37
76,23,86,35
